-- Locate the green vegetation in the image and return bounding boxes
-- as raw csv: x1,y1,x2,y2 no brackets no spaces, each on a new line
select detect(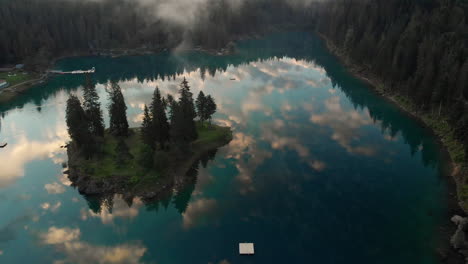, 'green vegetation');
194,122,231,147
318,0,468,161
76,124,231,183
78,129,146,180
0,71,36,86
318,0,468,210
391,93,466,163
0,0,315,67
67,77,230,190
